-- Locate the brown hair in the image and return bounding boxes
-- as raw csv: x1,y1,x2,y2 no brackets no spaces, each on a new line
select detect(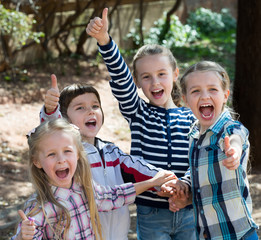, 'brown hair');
59,83,104,123
27,118,103,239
132,44,182,107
